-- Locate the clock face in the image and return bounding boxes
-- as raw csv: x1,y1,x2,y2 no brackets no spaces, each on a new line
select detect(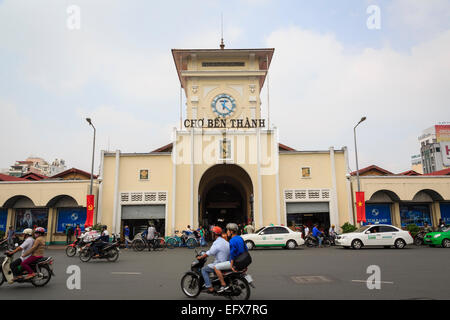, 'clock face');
211,94,236,118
